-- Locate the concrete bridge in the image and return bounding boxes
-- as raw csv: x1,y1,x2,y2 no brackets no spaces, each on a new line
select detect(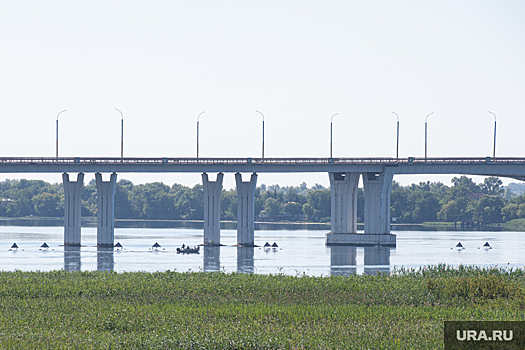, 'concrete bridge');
2,156,525,247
